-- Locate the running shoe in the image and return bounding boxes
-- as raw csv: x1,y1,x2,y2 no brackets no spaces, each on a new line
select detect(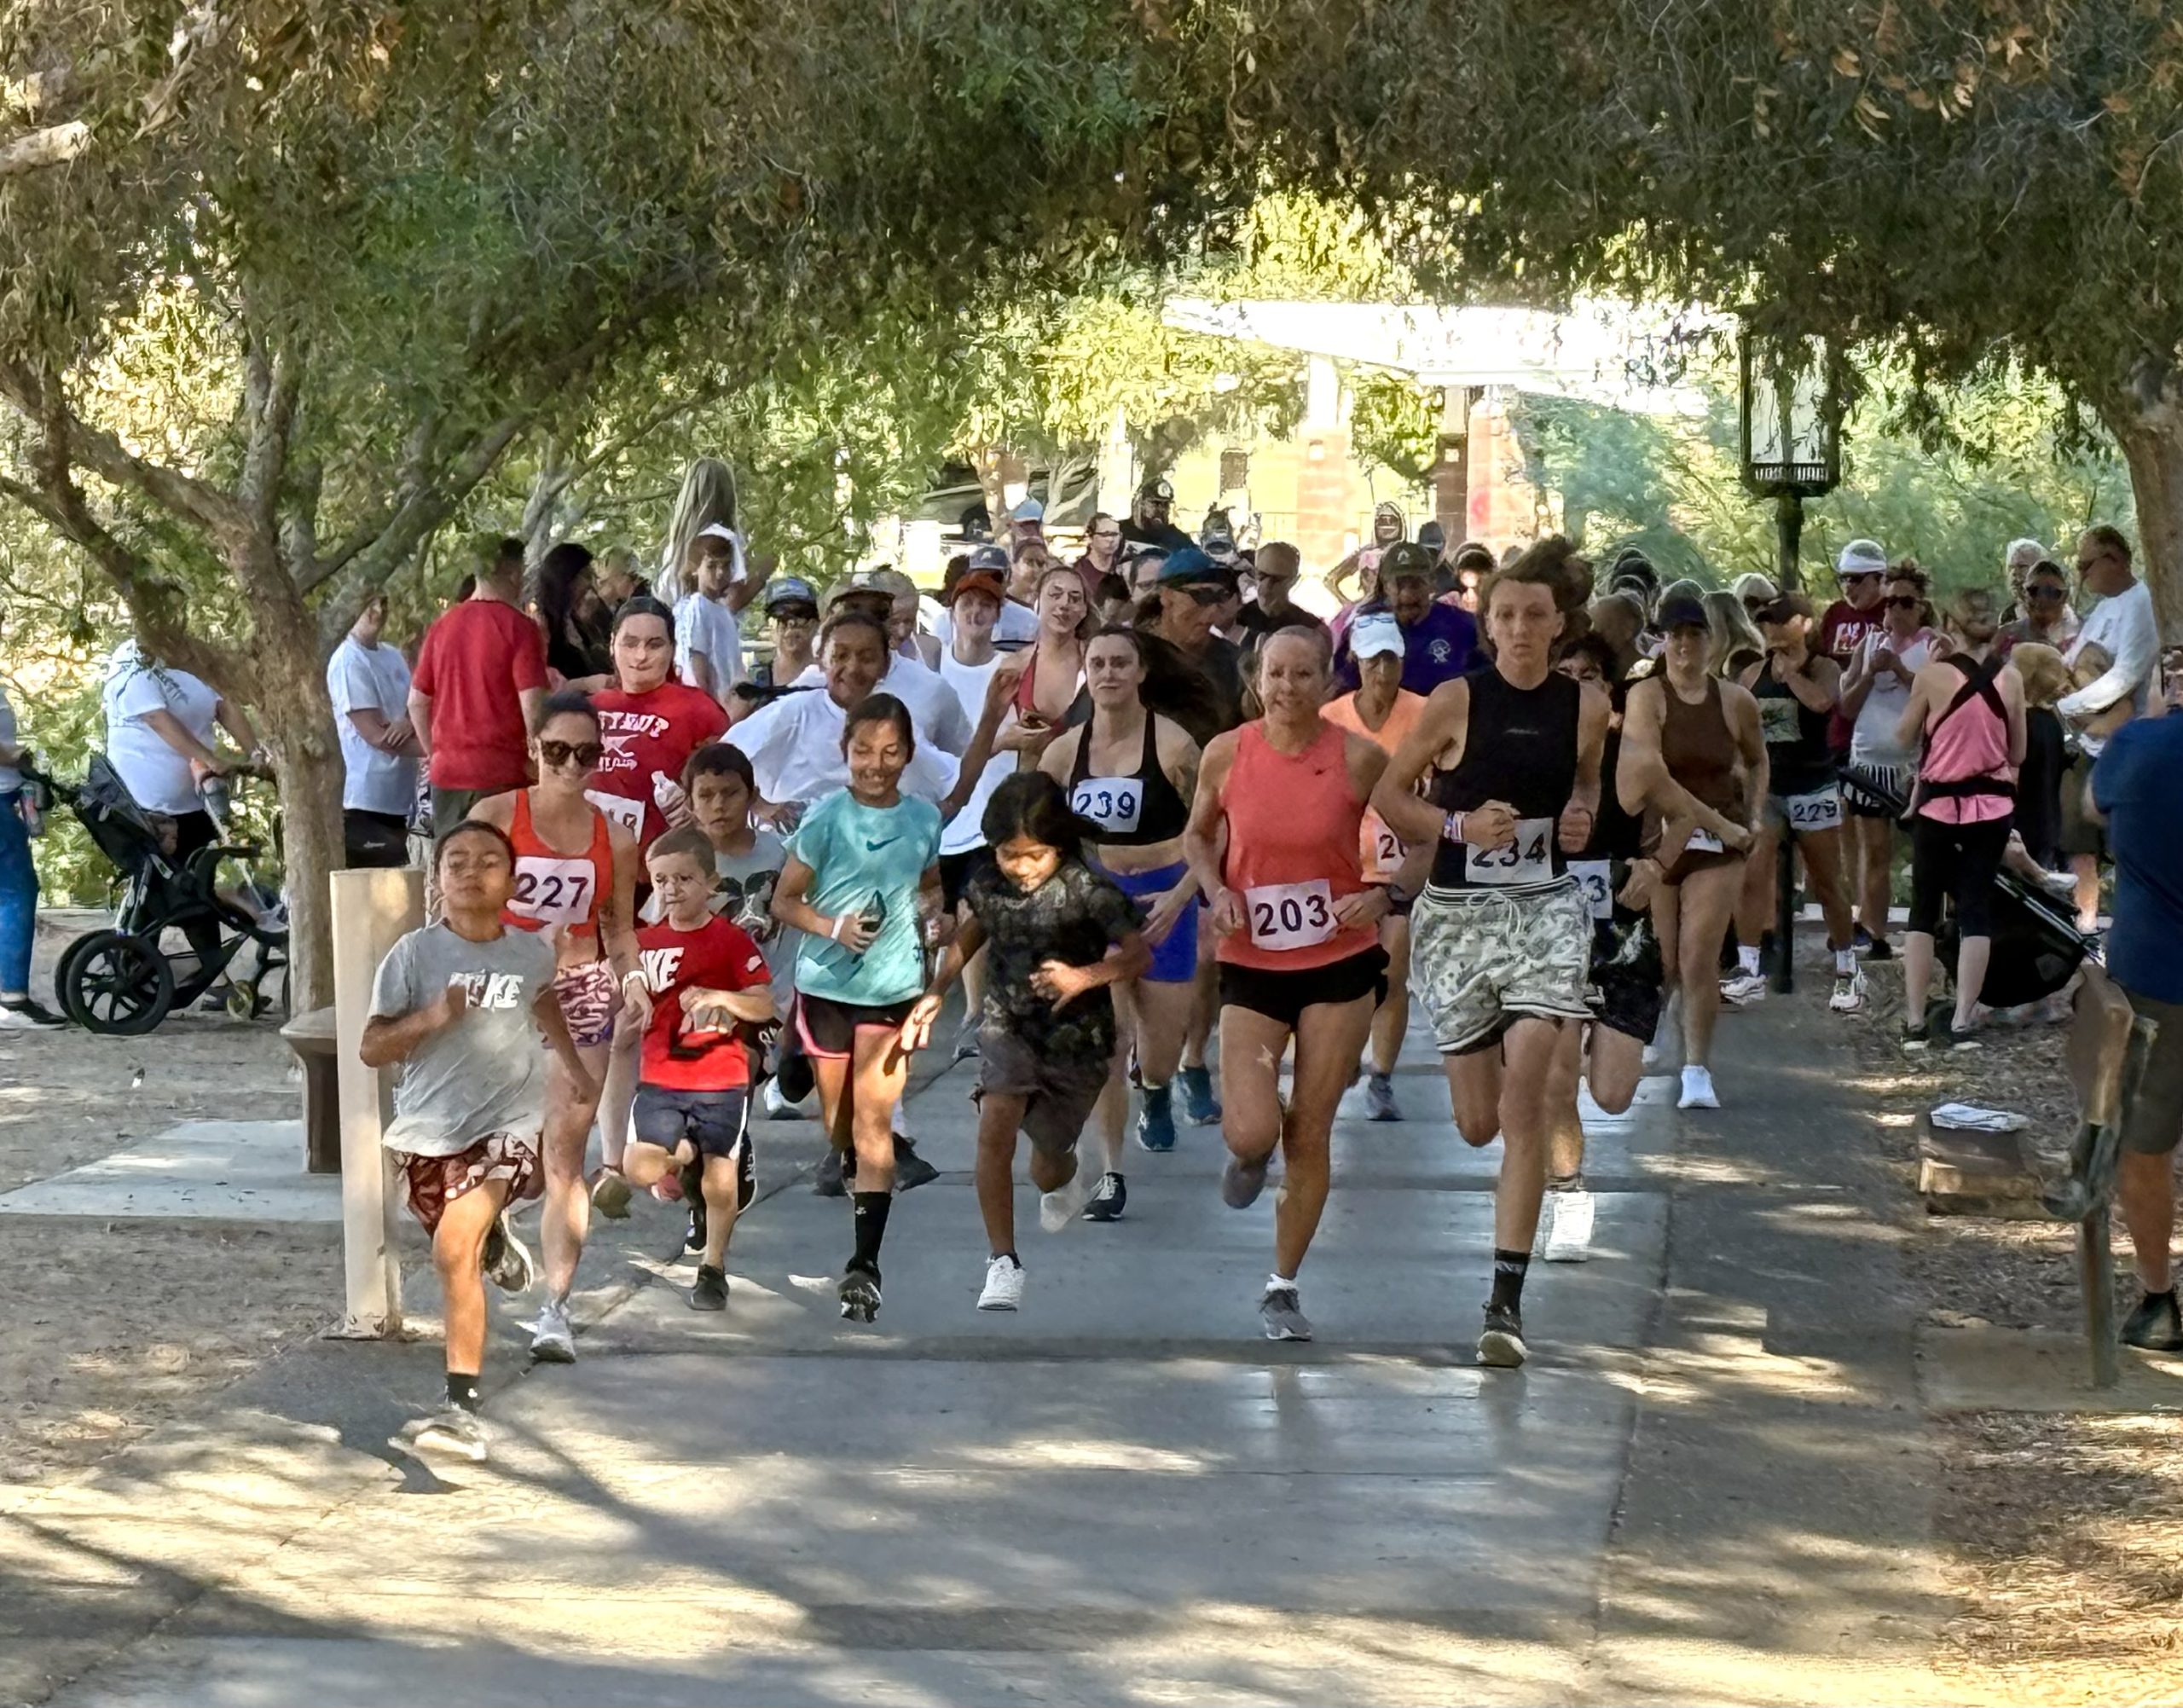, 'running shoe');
761,1078,810,1120
838,1264,883,1323
1135,1082,1177,1153
481,1214,536,1294
410,1406,489,1464
1178,1063,1222,1126
1039,1161,1097,1232
684,1199,708,1258
1945,1023,1985,1053
1676,1065,1719,1110
0,996,65,1028
1082,1172,1127,1223
1477,1302,1527,1369
530,1298,576,1364
1259,1283,1312,1342
894,1136,941,1191
691,1265,729,1312
2122,1290,2183,1352
1852,924,1873,953
978,1253,1025,1311
589,1168,634,1219
1900,1019,1931,1052
1828,965,1867,1014
1221,1150,1270,1209
1364,1071,1401,1123
1862,936,1895,962
1718,971,1768,1006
